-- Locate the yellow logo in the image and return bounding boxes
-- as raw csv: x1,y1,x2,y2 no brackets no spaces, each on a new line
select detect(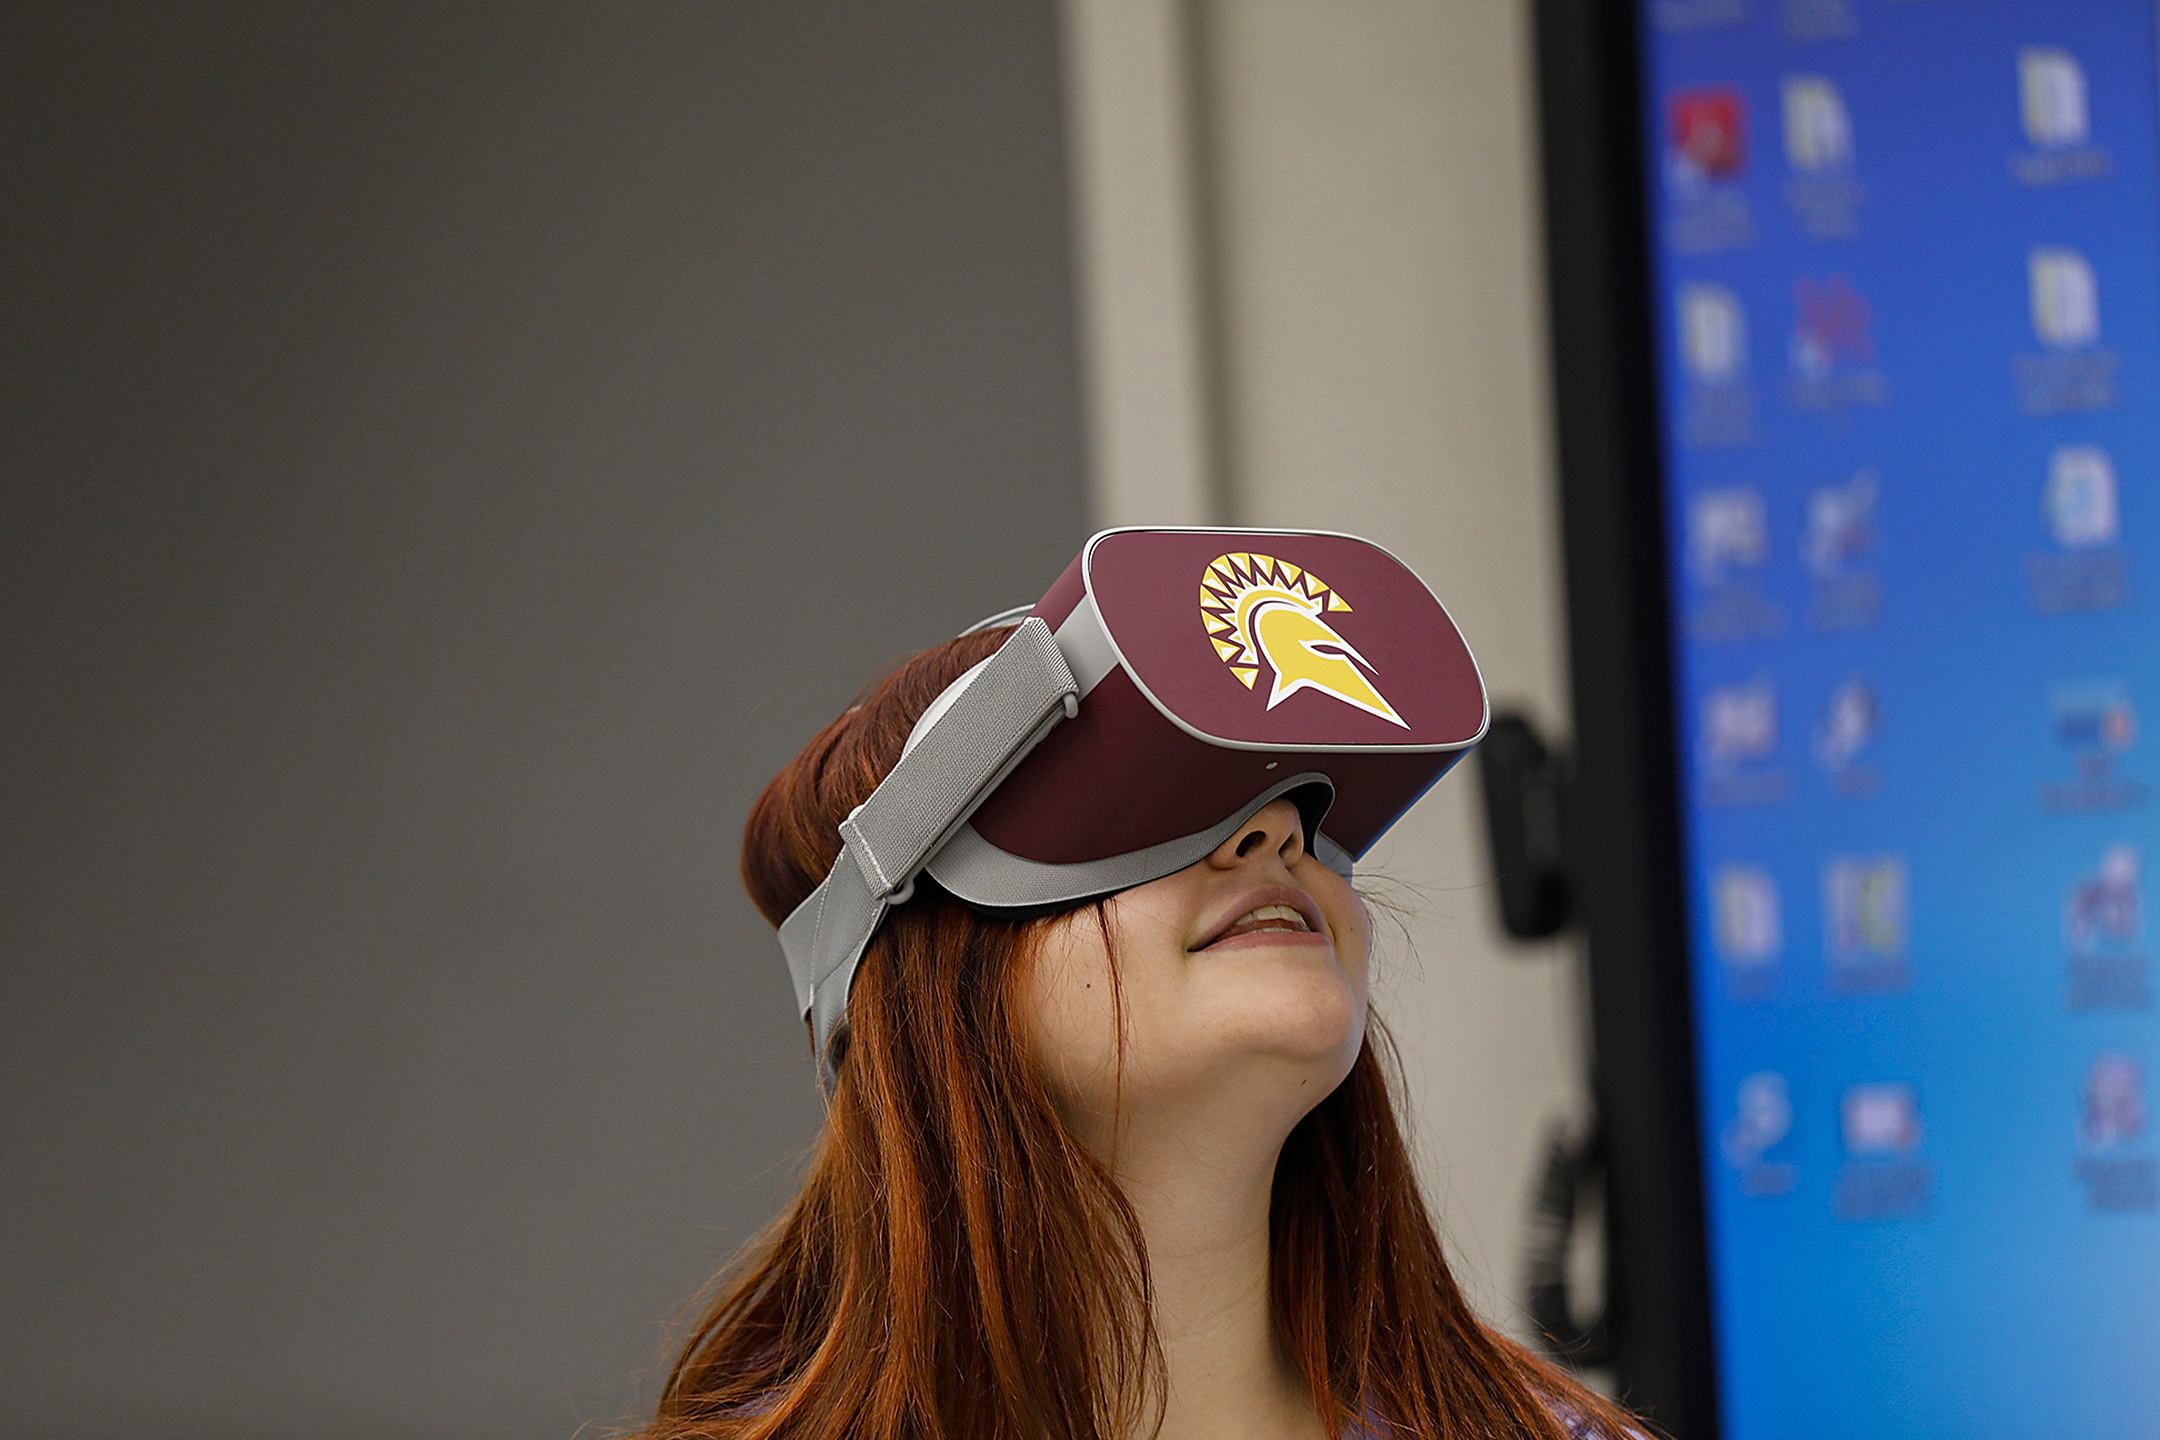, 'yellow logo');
1198,552,1406,727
